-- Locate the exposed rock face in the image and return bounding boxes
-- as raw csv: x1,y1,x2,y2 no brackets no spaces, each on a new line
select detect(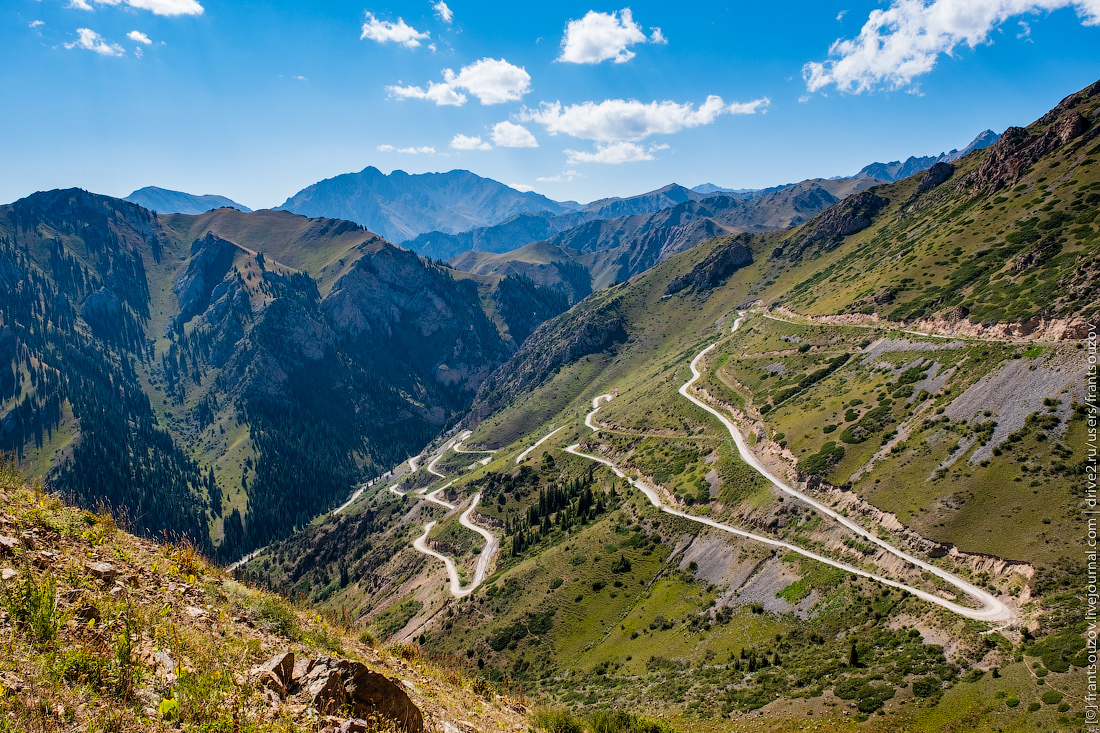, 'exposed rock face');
665,235,754,295
471,298,628,423
80,288,124,339
808,191,889,242
170,233,240,332
322,245,510,393
911,162,955,199
251,652,424,733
